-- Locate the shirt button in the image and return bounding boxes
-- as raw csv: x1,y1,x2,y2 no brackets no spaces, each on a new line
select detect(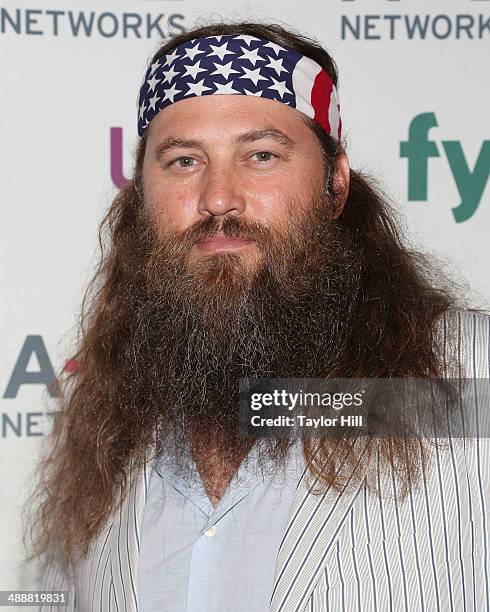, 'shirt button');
204,526,216,538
